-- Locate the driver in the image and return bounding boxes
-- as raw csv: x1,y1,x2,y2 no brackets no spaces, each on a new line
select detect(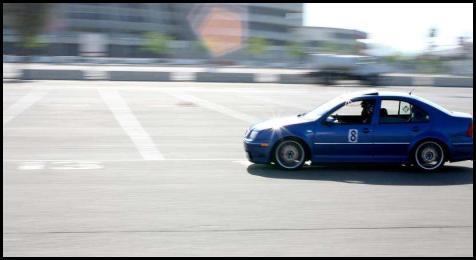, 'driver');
361,100,375,124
